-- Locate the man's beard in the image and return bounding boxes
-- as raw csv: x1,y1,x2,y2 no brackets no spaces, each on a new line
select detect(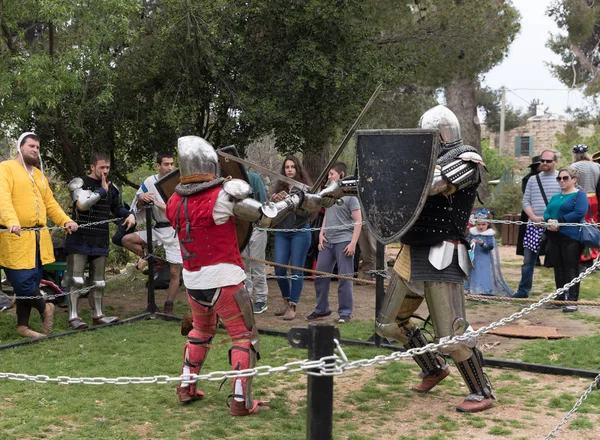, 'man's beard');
22,154,39,167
